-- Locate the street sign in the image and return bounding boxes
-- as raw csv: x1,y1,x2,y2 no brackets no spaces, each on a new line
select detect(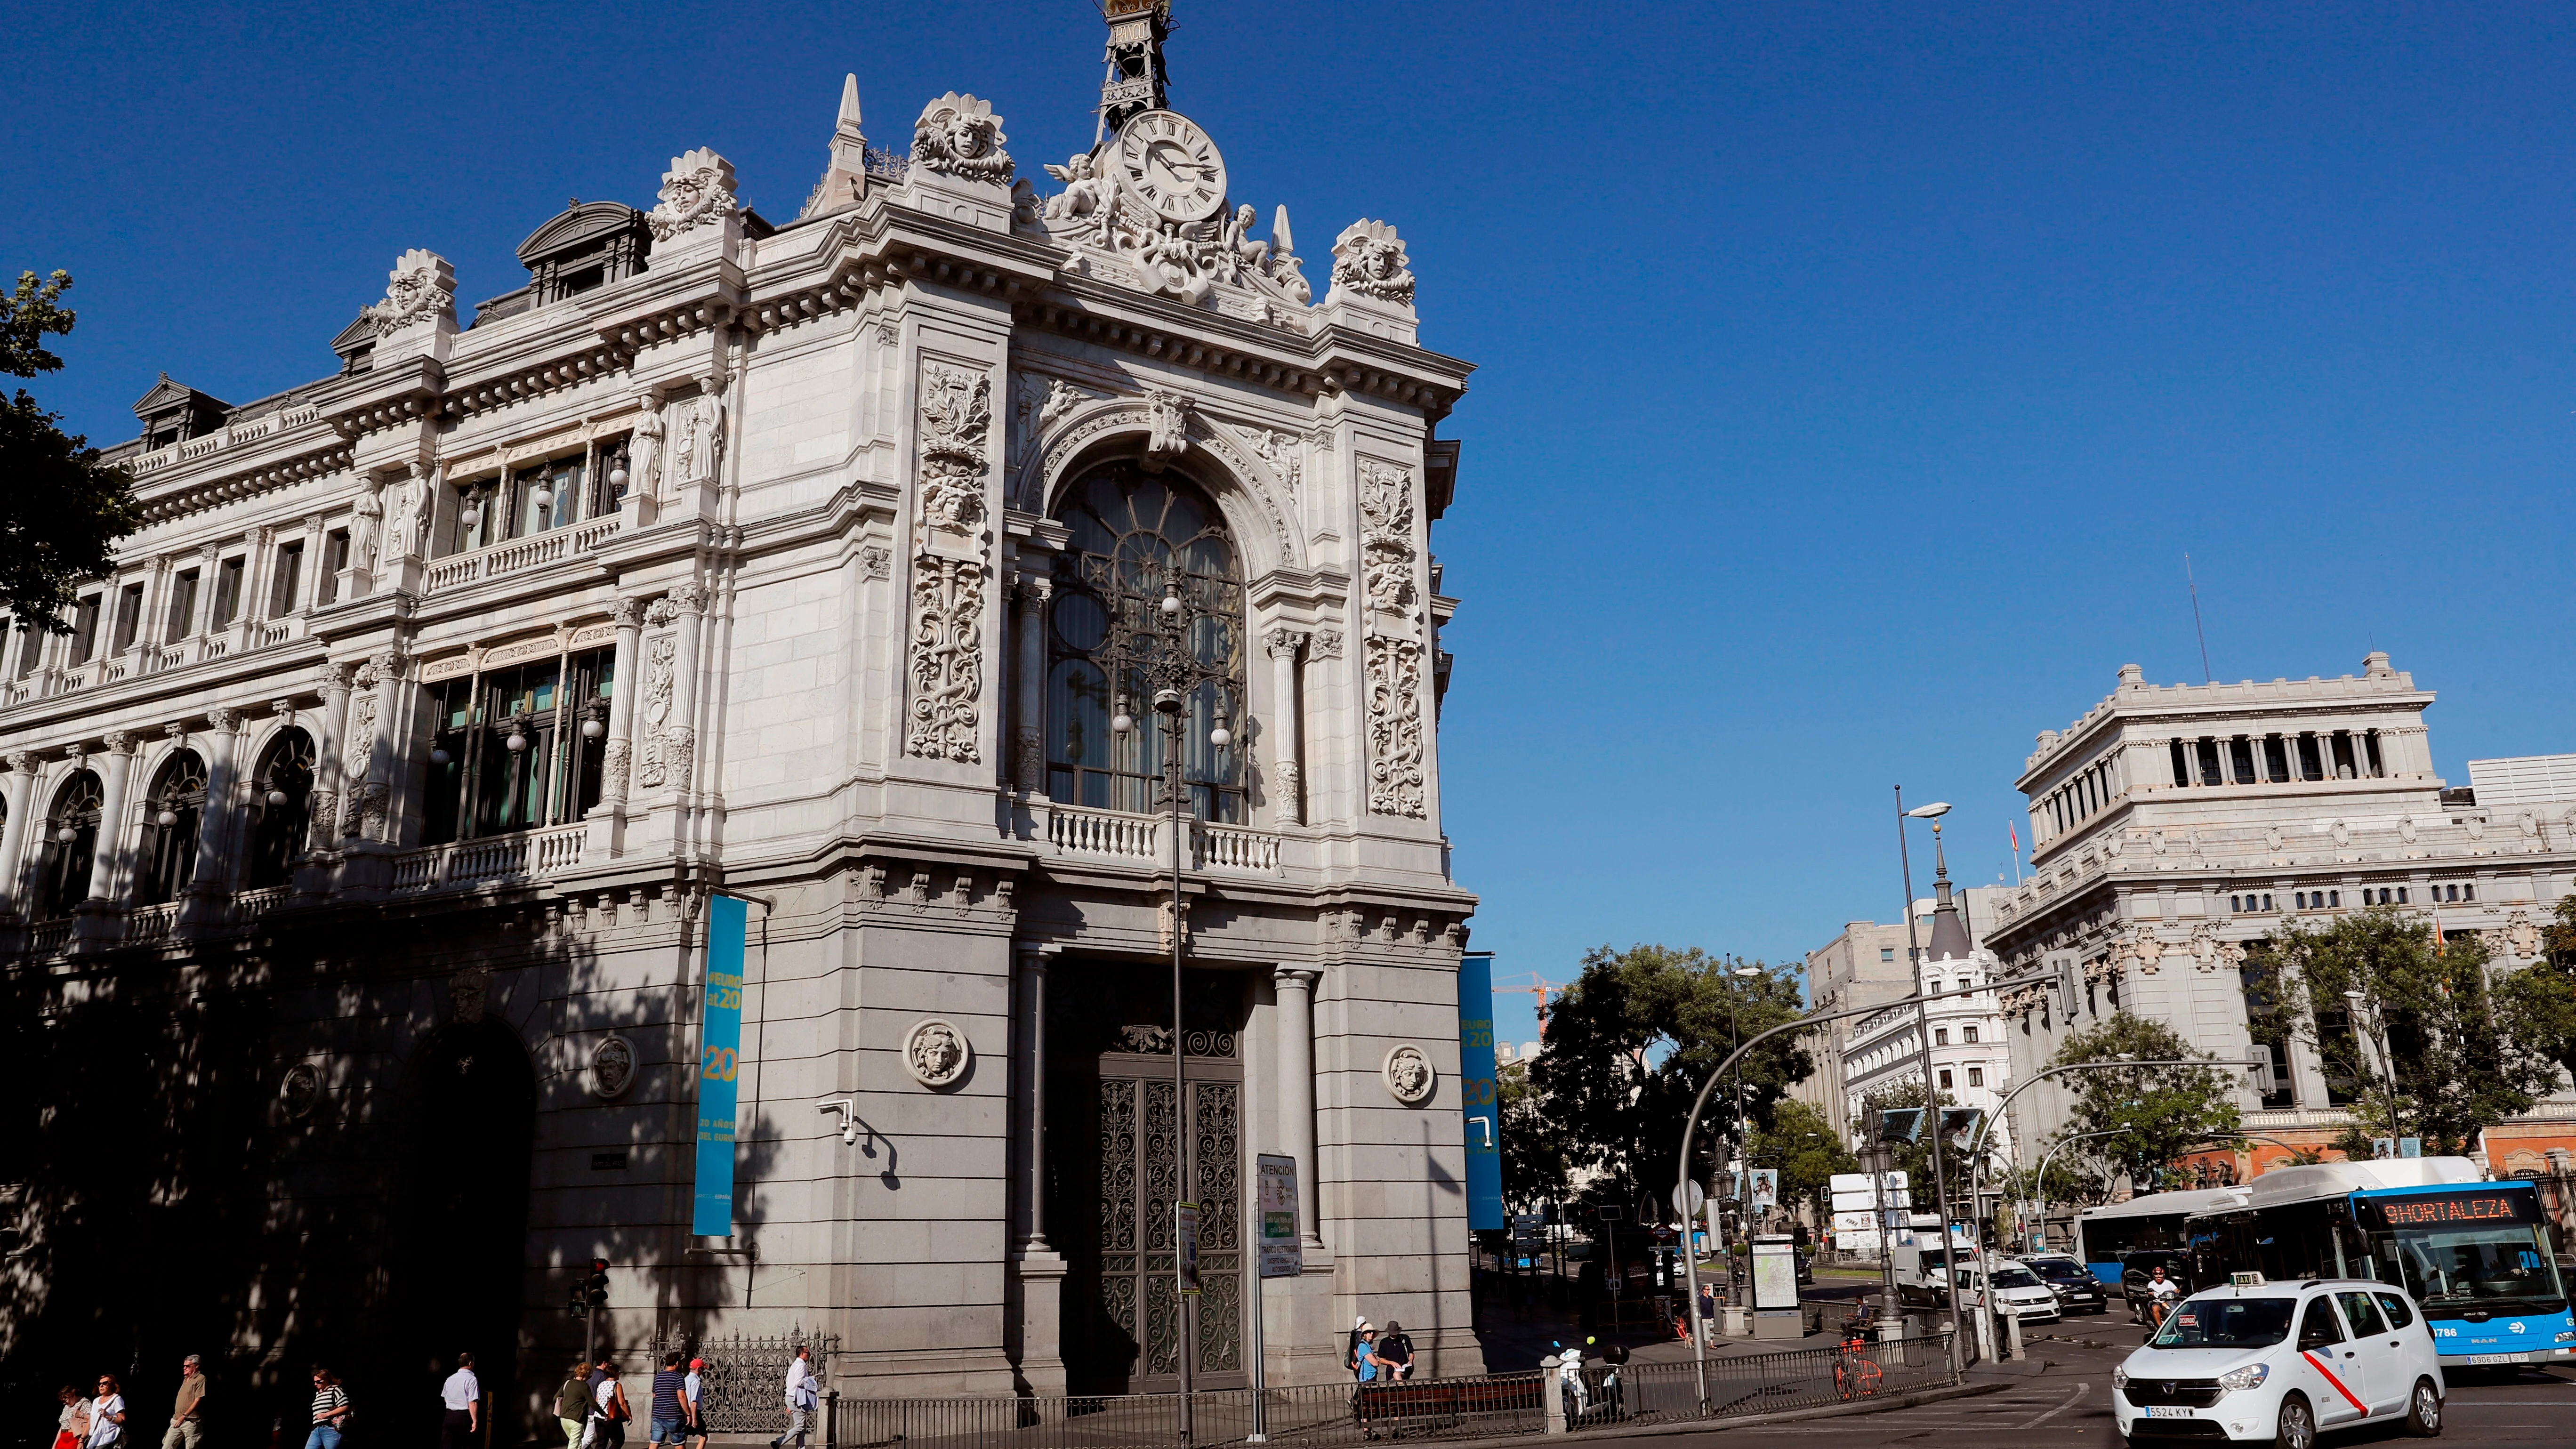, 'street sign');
1829,1190,1877,1212
1256,1154,1302,1278
1828,1173,1875,1194
1672,1181,1706,1217
1831,1210,1876,1232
